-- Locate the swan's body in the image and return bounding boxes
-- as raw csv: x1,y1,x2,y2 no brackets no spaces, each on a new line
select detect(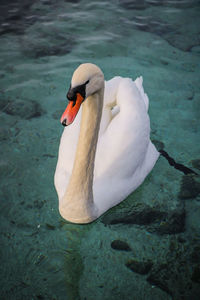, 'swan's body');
54,63,159,224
